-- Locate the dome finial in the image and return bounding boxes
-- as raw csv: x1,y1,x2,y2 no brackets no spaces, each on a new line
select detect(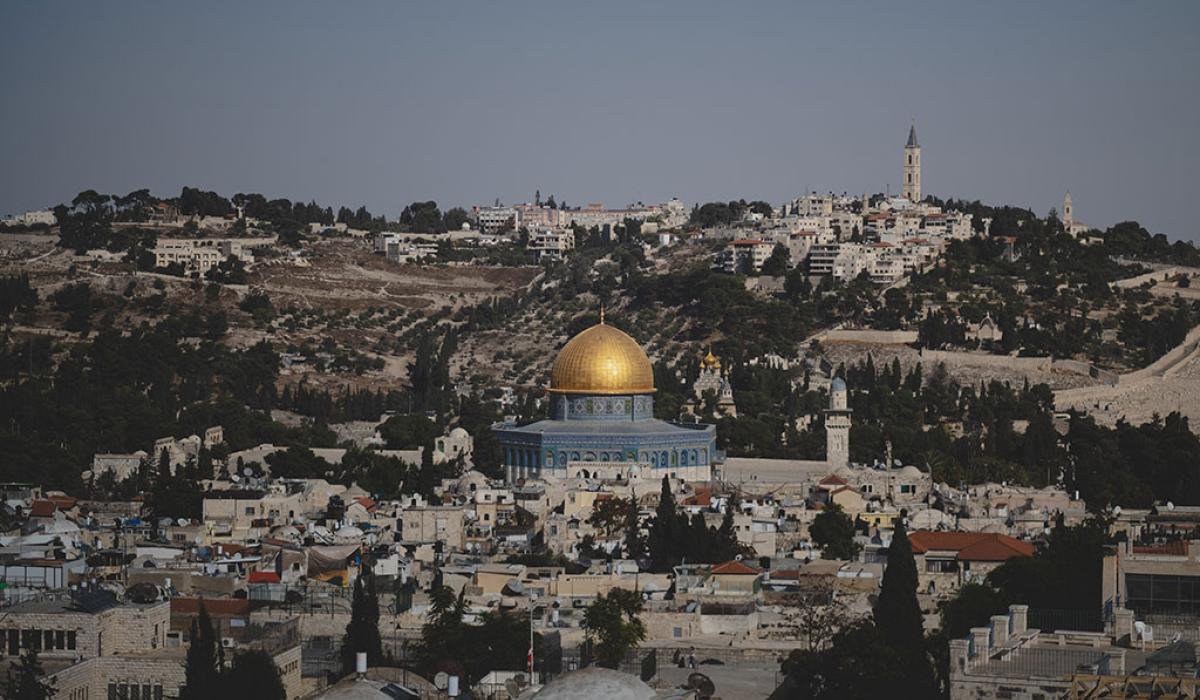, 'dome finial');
599,305,605,324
